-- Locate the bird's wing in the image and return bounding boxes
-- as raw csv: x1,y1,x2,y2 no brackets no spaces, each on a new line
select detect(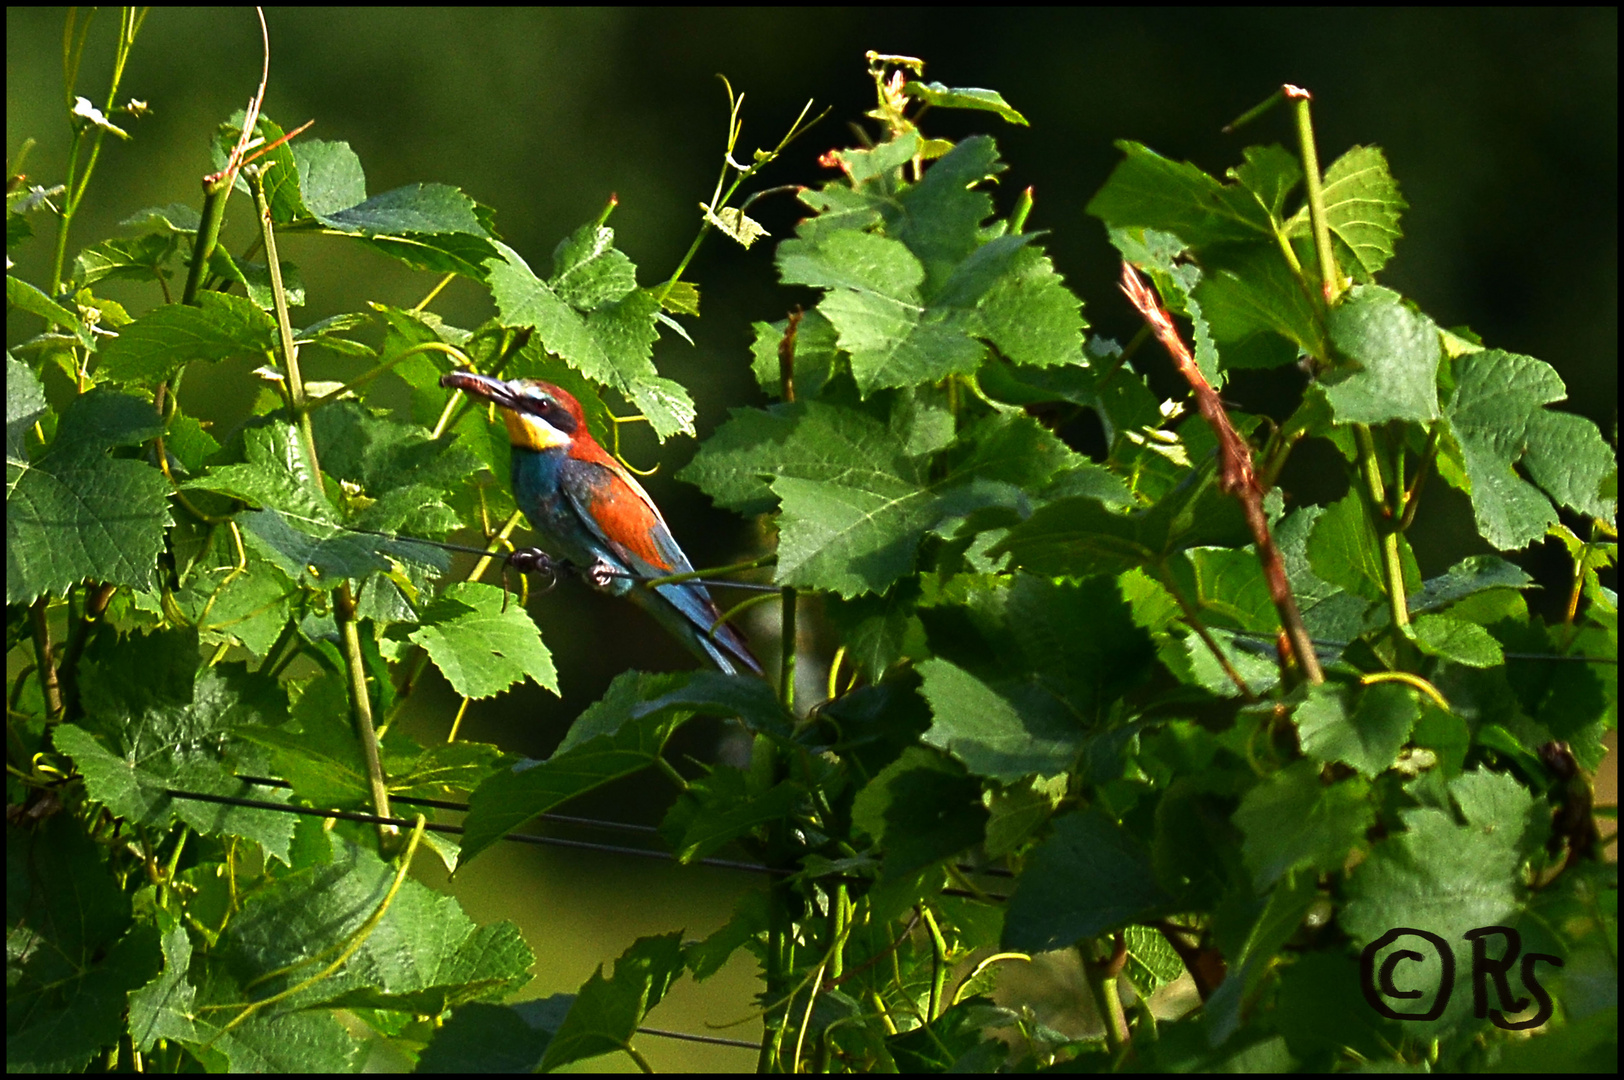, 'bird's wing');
558,455,760,674
557,454,691,578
